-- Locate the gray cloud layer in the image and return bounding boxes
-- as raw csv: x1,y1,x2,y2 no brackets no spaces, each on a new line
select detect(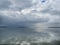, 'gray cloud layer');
0,0,60,27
